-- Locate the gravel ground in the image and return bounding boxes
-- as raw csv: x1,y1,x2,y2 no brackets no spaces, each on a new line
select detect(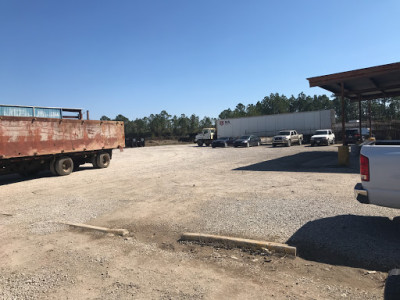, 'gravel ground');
0,143,397,299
